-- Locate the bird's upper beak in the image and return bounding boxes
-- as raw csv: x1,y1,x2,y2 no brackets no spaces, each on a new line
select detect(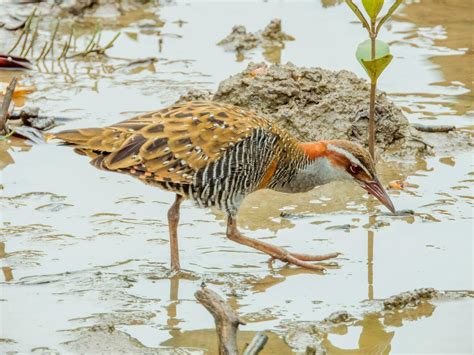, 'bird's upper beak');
361,177,396,213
